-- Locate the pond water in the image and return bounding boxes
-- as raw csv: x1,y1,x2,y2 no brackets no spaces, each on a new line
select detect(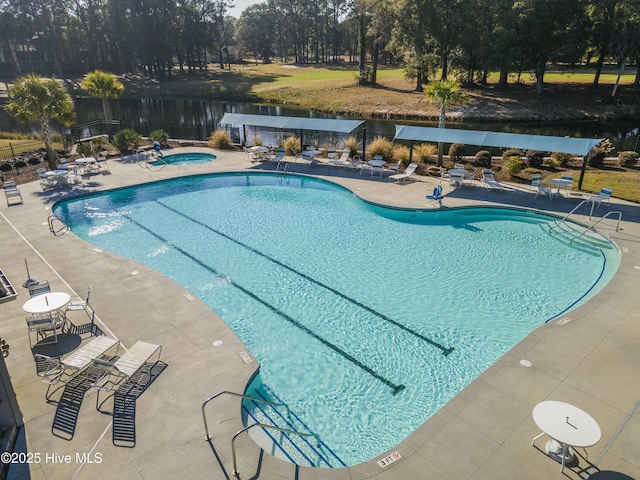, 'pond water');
1,97,638,151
